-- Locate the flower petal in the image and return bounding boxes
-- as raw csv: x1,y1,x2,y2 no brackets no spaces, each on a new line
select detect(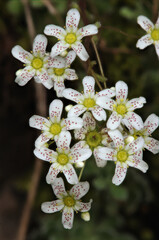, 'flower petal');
56,131,71,150
69,181,89,200
67,105,86,117
96,96,114,110
144,137,159,154
35,132,52,148
115,81,128,101
65,69,78,80
107,112,122,130
51,41,69,58
33,34,47,56
15,67,35,86
108,129,125,148
11,45,32,63
77,24,98,39
155,42,159,58
62,117,83,130
75,200,92,212
41,200,64,213
71,141,88,151
74,128,87,140
51,177,67,198
127,156,148,173
137,16,154,32
34,147,56,162
63,164,78,184
83,76,95,94
136,34,153,49
83,112,96,130
93,148,107,167
70,148,92,163
65,50,76,66
126,137,144,154
96,146,114,161
29,115,50,130
72,42,89,61
112,162,127,185
62,207,74,229
97,88,116,98
125,112,143,130
49,99,63,122
66,8,80,31
91,106,106,121
144,114,159,135
126,97,146,111
36,69,52,88
48,55,66,68
46,164,61,184
54,81,65,97
62,88,83,103
44,24,66,40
